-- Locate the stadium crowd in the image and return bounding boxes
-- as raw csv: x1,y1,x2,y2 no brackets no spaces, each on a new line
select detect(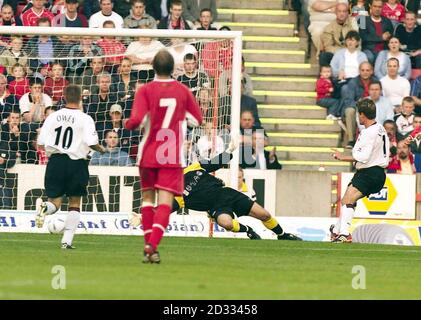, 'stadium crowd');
0,0,277,209
312,0,421,174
